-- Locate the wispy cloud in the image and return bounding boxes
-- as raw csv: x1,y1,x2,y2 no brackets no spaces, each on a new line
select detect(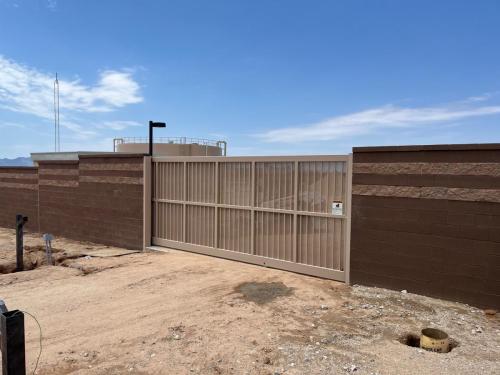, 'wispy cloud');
466,94,491,102
464,91,500,103
0,121,26,129
60,121,98,140
258,100,500,143
95,120,142,131
0,56,142,119
0,55,143,141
